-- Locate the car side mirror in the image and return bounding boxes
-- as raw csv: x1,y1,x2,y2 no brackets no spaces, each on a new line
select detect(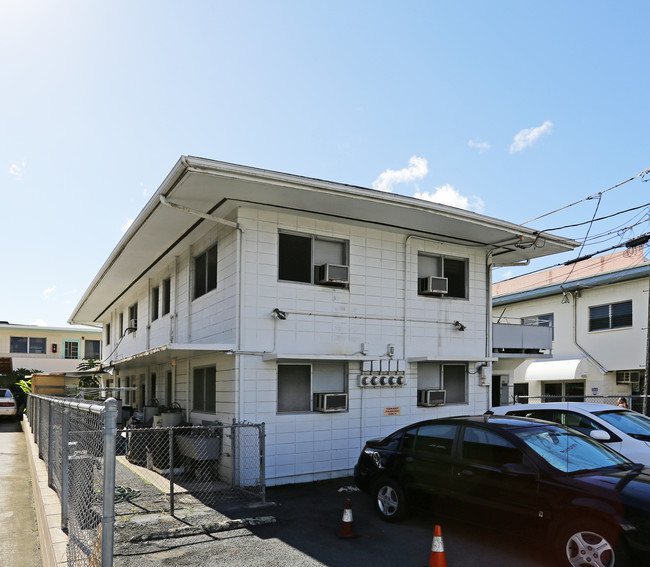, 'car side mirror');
501,462,537,478
590,430,611,442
